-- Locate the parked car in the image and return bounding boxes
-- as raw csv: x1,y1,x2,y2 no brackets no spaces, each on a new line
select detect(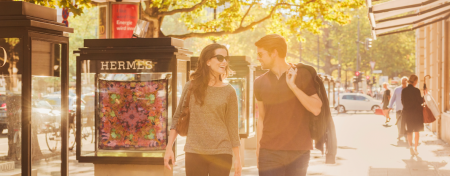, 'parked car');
32,100,61,133
42,95,85,112
335,93,382,113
